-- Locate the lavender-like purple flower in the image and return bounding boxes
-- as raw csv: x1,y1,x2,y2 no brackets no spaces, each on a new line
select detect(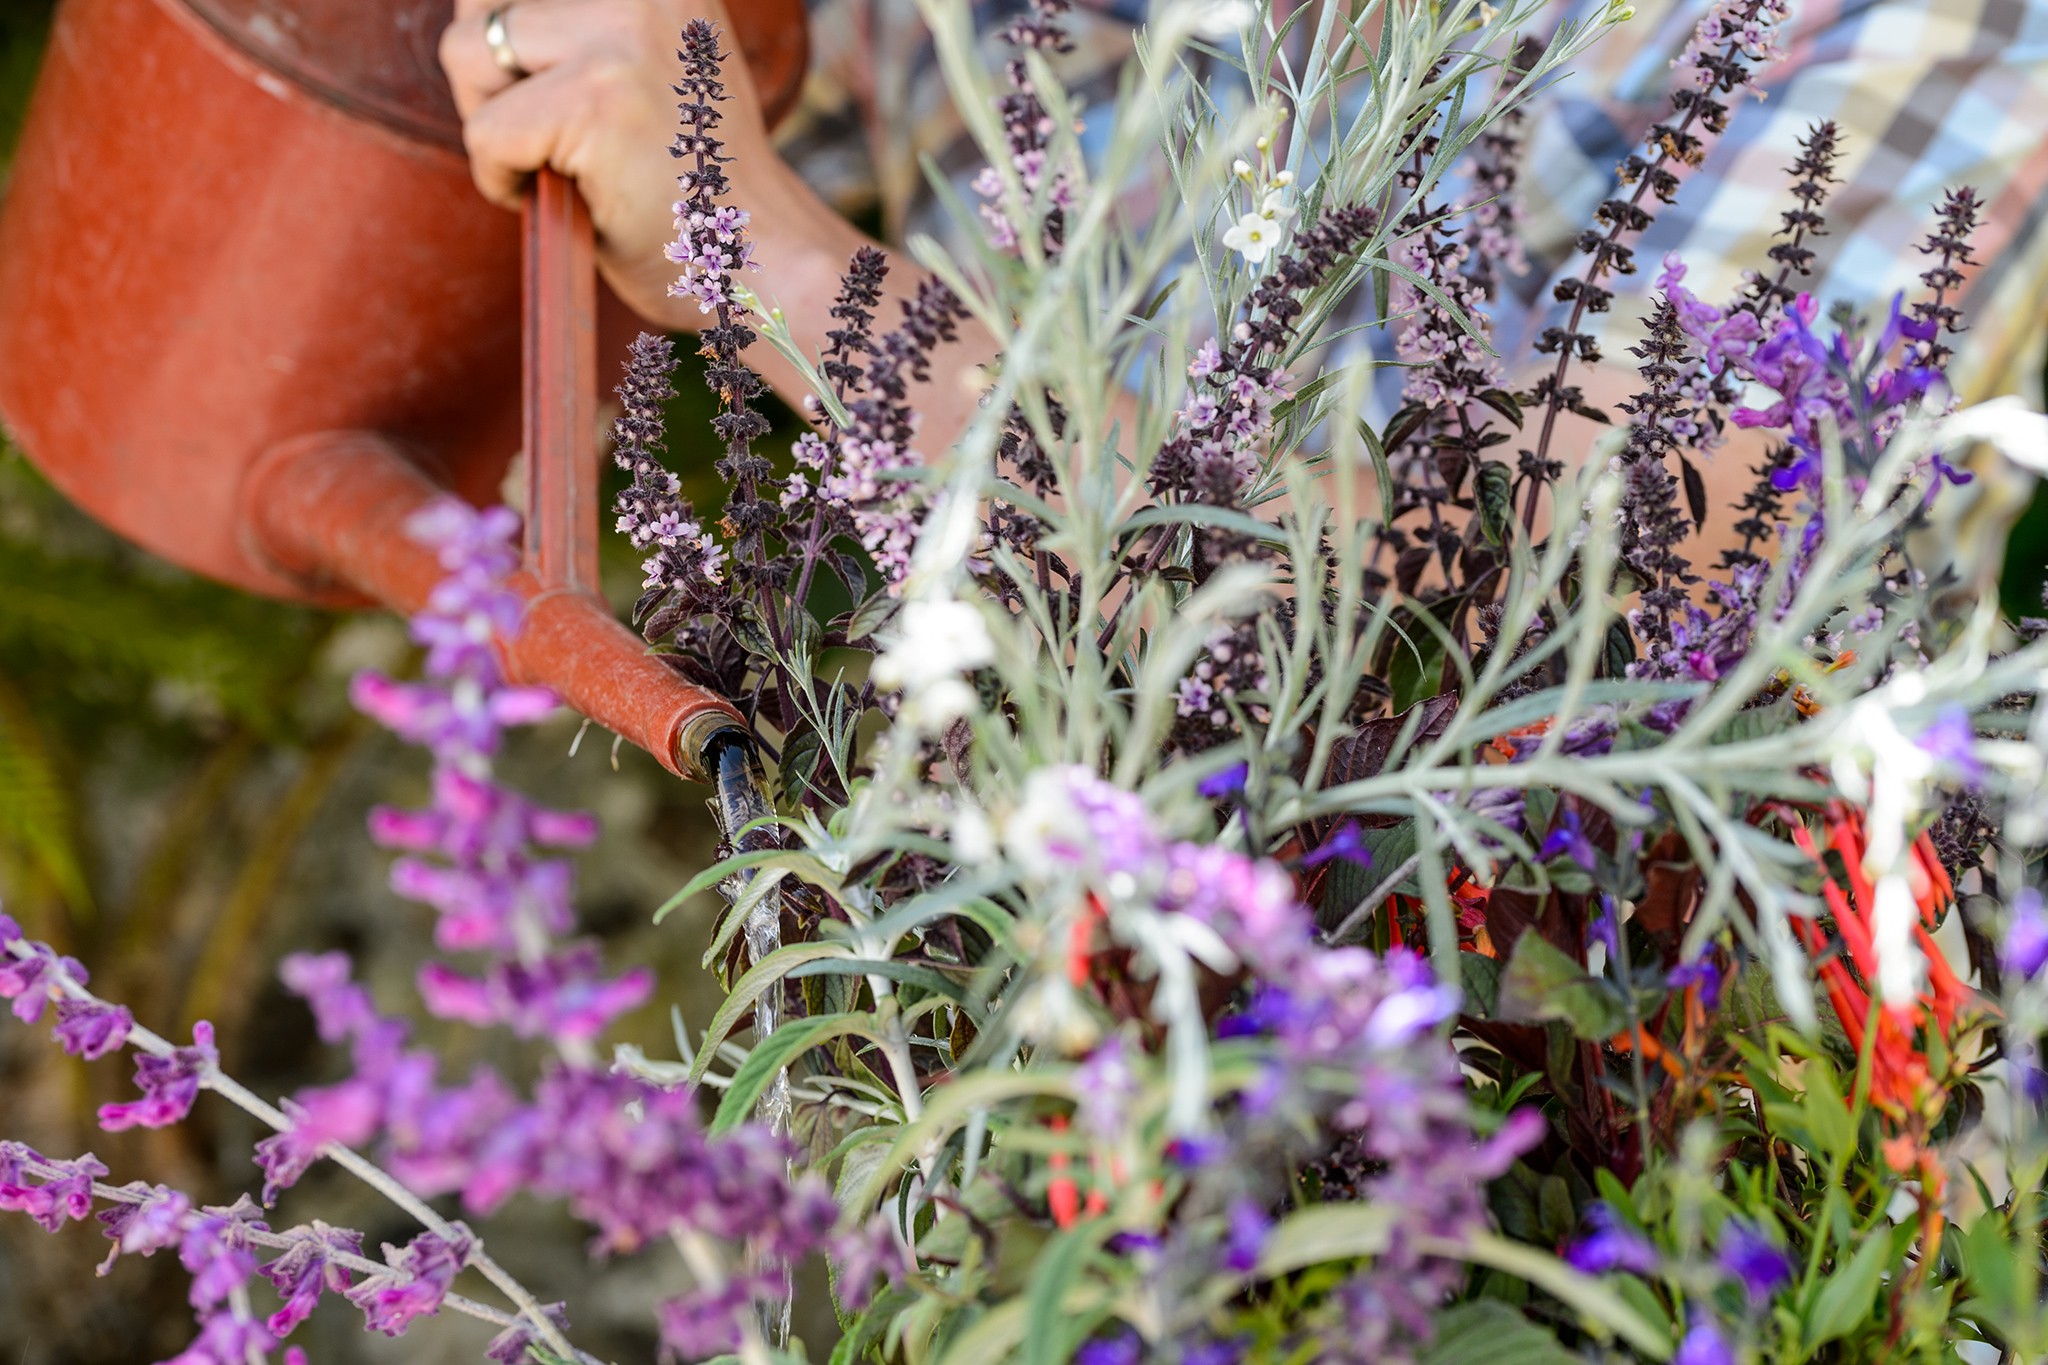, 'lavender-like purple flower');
253,1082,383,1204
1526,0,1790,479
1302,821,1372,871
1221,1197,1272,1273
0,1148,106,1232
259,1222,363,1337
99,1020,216,1132
346,1226,470,1336
96,1181,193,1273
53,997,132,1059
0,932,84,1024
